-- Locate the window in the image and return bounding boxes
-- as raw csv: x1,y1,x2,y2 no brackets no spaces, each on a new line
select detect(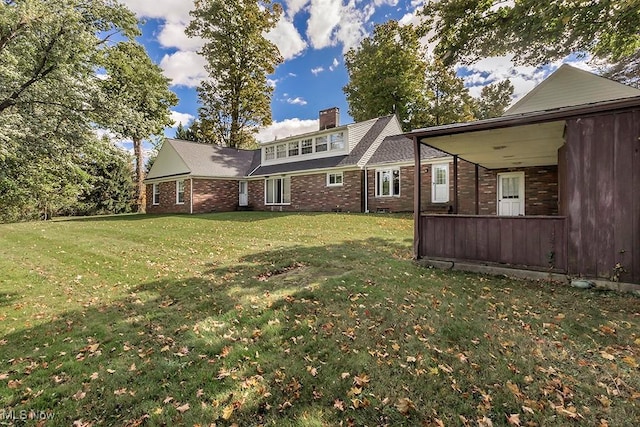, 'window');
288,141,299,157
376,169,400,197
432,163,449,203
265,177,291,204
301,138,313,154
327,172,343,186
152,183,160,205
176,180,185,204
265,146,275,160
315,136,327,152
329,132,344,150
276,144,287,159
